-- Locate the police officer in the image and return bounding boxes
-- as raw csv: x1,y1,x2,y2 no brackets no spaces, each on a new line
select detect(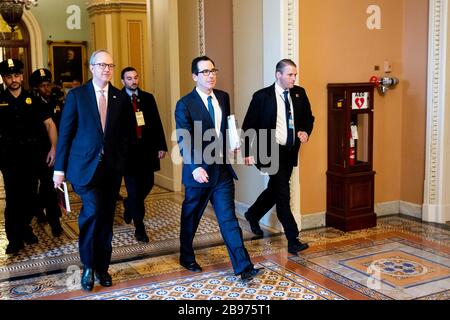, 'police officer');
29,68,63,236
0,59,58,254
